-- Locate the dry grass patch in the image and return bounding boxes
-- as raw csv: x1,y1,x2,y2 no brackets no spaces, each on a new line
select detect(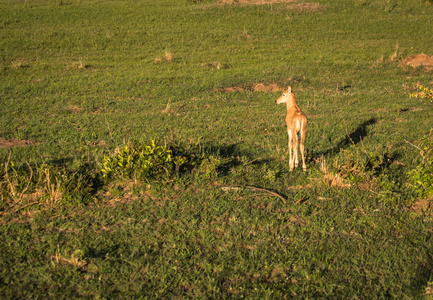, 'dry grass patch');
51,246,87,269
11,60,27,69
66,61,90,70
67,105,84,114
316,155,351,189
203,61,232,70
154,49,173,63
165,49,173,62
